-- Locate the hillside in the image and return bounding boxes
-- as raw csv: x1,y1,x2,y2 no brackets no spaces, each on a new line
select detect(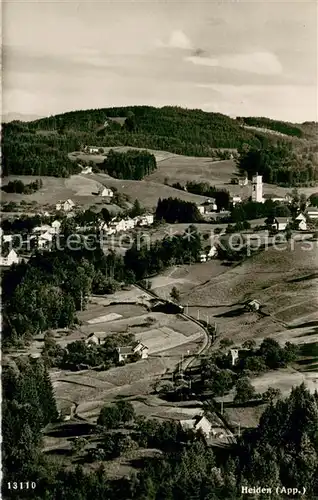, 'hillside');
3,106,317,180
237,116,318,140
